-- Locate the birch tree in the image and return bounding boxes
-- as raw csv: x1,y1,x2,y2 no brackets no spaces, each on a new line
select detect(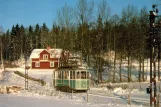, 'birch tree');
97,0,111,22
75,0,94,65
57,3,74,50
0,26,3,68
